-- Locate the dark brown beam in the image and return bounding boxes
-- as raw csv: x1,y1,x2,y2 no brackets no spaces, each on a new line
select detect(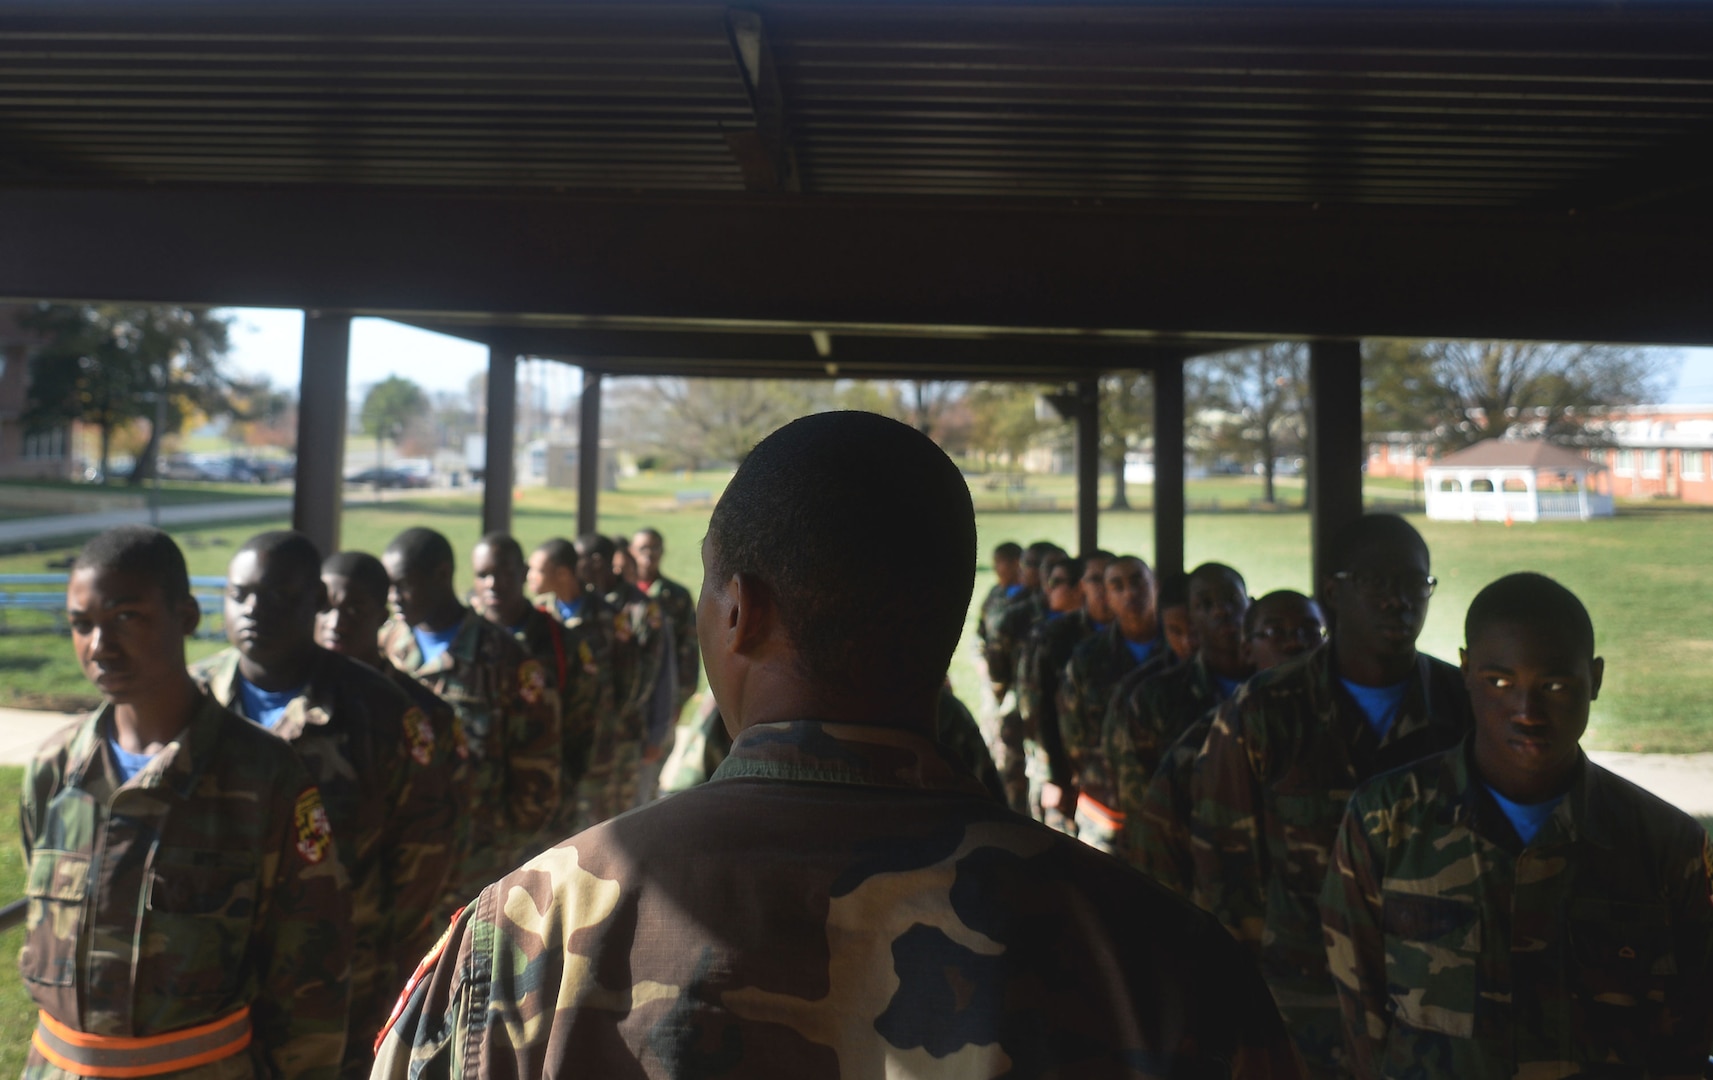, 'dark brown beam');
1308,339,1365,594
577,370,602,538
723,8,799,194
2,189,1711,345
1152,362,1186,583
482,346,517,538
293,310,349,558
1074,377,1100,558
